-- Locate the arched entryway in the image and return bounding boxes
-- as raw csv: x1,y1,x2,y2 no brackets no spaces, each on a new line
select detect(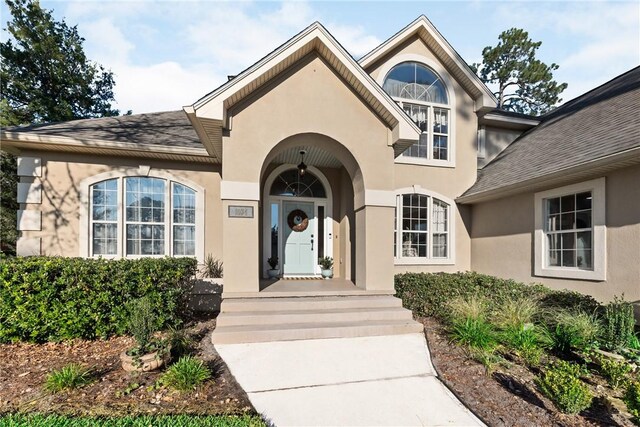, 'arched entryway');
262,164,333,277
